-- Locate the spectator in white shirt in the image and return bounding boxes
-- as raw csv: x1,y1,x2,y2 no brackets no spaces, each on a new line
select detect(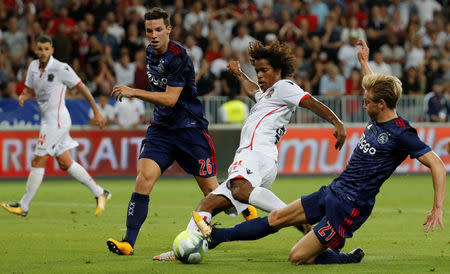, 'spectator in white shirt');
184,0,209,37
113,97,145,129
319,63,346,96
380,34,406,78
368,51,393,75
231,25,255,53
337,34,360,78
106,12,125,44
184,34,203,73
114,51,136,86
89,95,115,126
